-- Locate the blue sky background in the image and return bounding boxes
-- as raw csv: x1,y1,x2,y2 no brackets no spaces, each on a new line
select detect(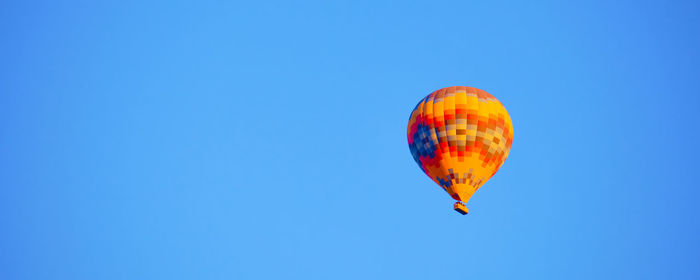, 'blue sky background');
2,0,700,279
